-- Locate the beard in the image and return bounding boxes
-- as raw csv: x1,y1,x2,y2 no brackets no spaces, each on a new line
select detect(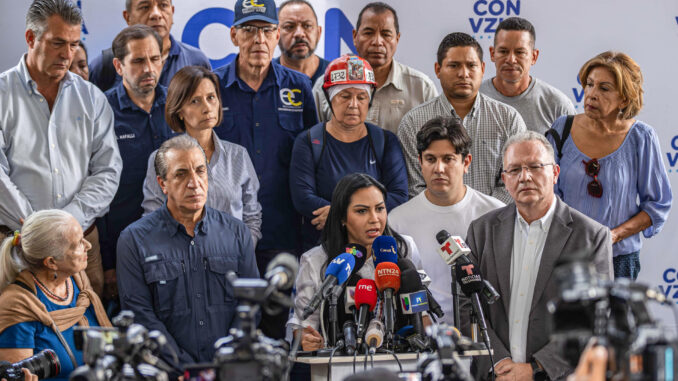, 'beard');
282,39,315,60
